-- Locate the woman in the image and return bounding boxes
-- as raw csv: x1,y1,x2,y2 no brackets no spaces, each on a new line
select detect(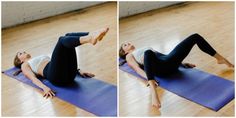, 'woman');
14,28,109,99
119,33,234,109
